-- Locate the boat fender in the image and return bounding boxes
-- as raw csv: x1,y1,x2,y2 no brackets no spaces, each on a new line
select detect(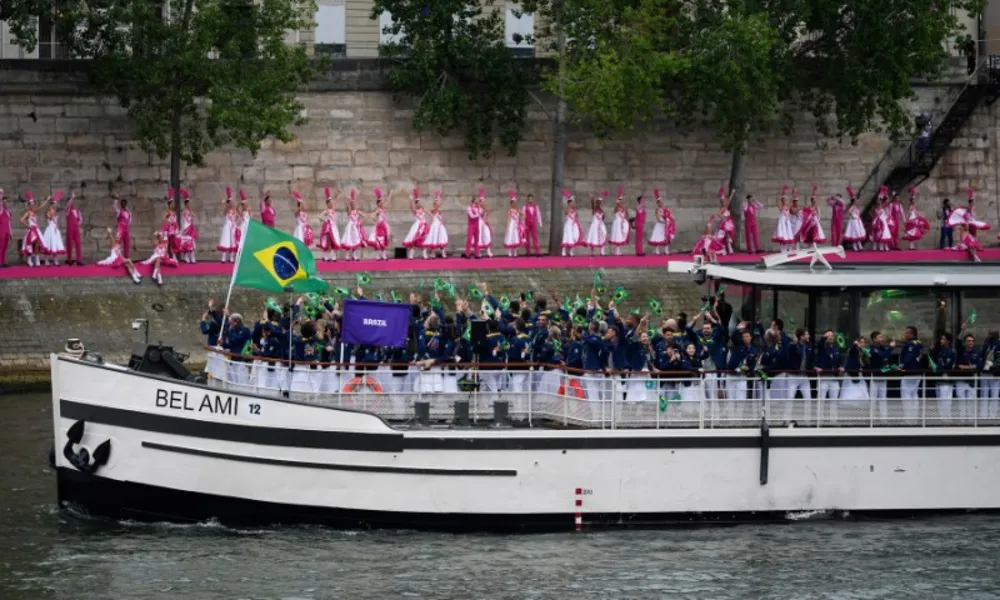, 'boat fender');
759,417,770,486
61,420,113,475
